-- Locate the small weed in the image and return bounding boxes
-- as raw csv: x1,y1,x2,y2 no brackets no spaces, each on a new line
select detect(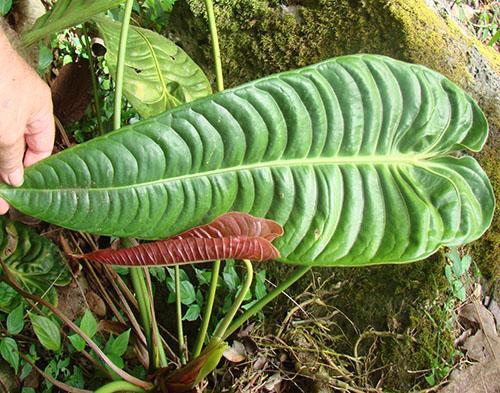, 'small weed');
444,247,472,301
450,0,499,47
